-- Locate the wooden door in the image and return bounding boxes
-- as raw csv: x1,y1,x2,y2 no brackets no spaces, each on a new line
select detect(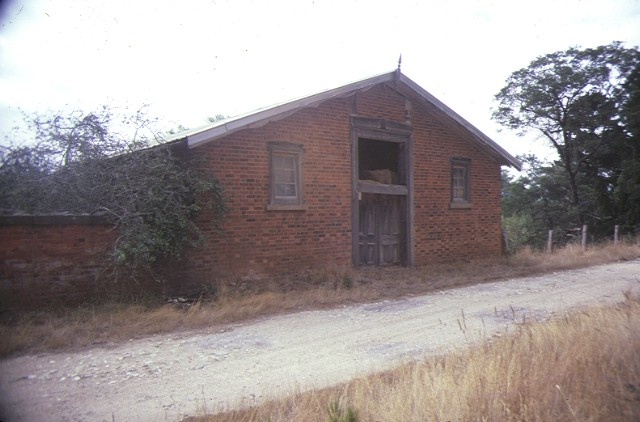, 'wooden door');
359,194,401,266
